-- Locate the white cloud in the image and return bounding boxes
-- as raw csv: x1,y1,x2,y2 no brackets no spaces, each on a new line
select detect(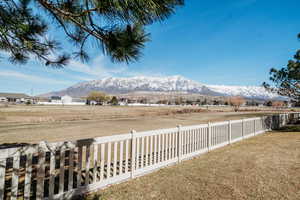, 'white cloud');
0,70,72,85
0,51,10,57
67,55,129,78
0,54,165,86
68,75,95,82
66,55,167,81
